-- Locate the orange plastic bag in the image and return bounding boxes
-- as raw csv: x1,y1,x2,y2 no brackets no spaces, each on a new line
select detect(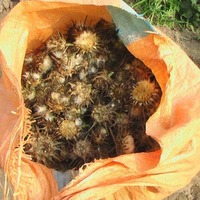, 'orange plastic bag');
0,0,200,199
